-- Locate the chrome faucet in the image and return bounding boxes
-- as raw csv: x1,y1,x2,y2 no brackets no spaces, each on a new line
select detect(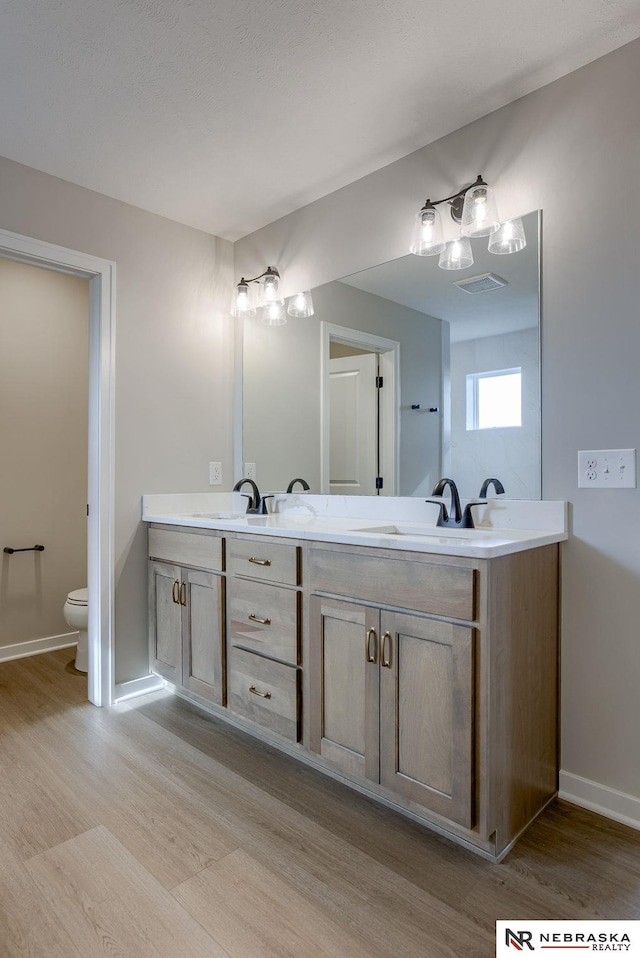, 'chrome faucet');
426,477,481,529
232,478,272,515
479,477,505,497
286,477,310,493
